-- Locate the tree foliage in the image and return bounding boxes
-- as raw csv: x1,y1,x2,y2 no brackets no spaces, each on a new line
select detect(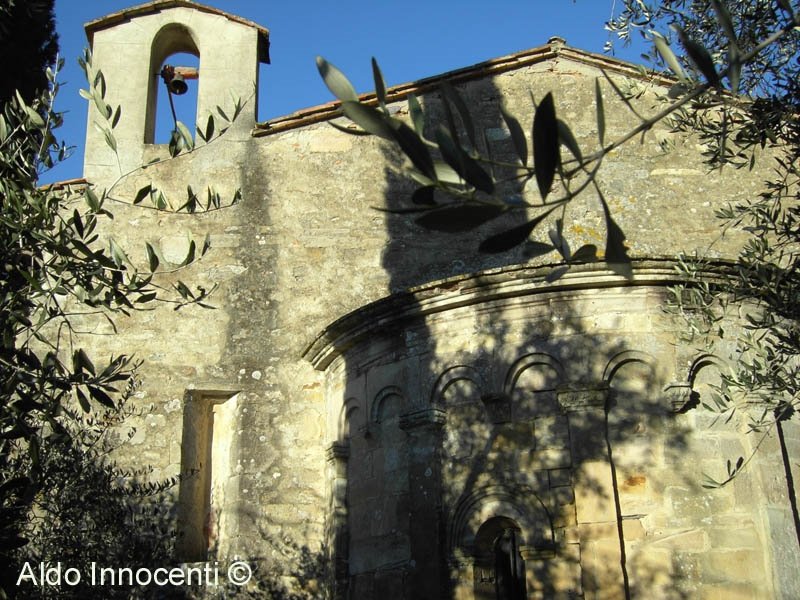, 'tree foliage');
0,0,59,107
318,0,800,484
608,0,800,486
317,55,637,277
8,389,179,599
1,45,243,600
